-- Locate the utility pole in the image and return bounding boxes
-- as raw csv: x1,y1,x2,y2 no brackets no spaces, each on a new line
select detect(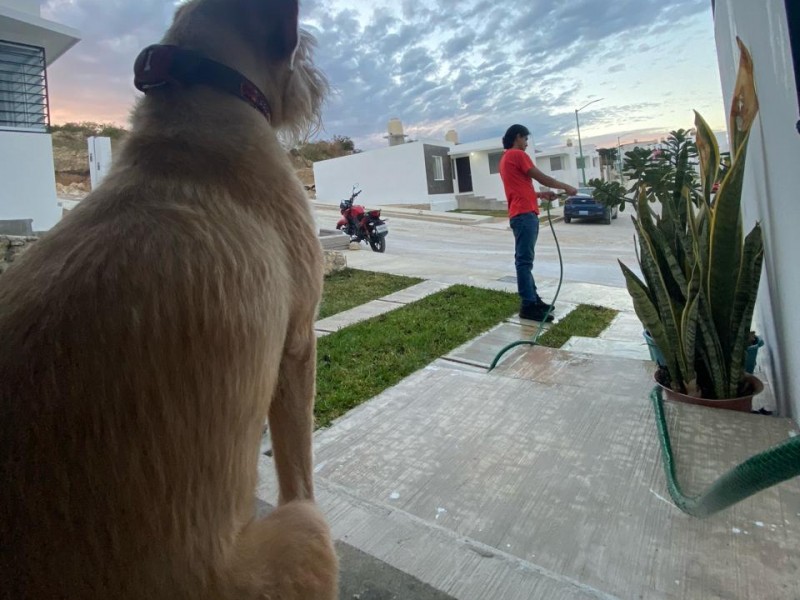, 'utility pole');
575,98,602,186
